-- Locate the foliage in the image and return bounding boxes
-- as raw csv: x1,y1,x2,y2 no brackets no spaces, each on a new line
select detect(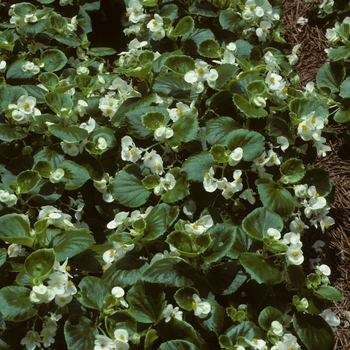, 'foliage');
0,0,342,349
